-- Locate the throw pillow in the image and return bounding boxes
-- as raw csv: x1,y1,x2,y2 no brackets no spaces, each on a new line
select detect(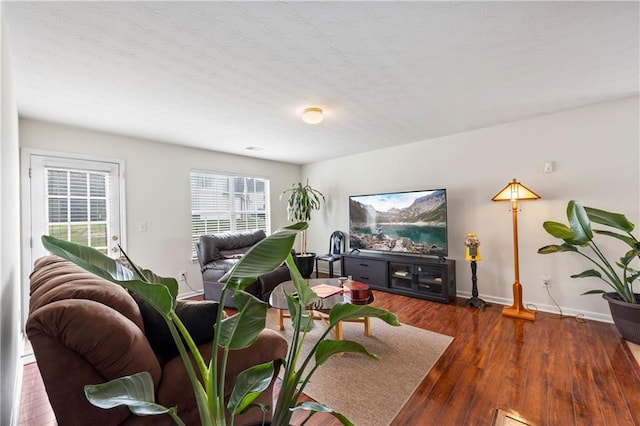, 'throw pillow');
132,294,219,363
